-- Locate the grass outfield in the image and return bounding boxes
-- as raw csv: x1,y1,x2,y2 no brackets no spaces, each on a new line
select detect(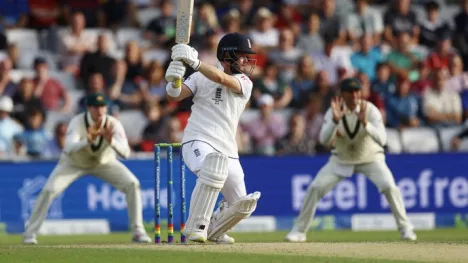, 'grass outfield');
0,229,467,263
